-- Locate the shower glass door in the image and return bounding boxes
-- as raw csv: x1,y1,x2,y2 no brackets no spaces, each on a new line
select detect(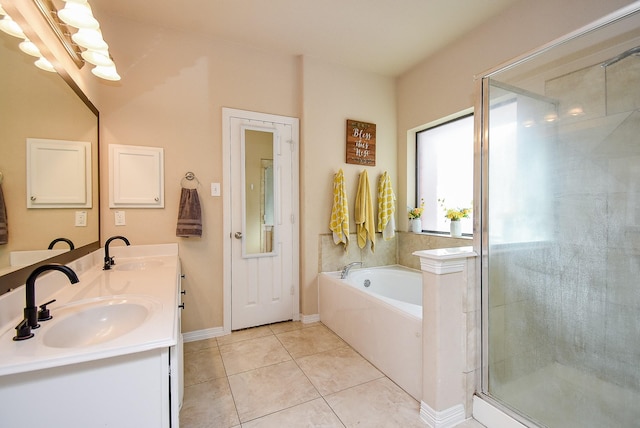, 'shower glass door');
481,6,640,427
